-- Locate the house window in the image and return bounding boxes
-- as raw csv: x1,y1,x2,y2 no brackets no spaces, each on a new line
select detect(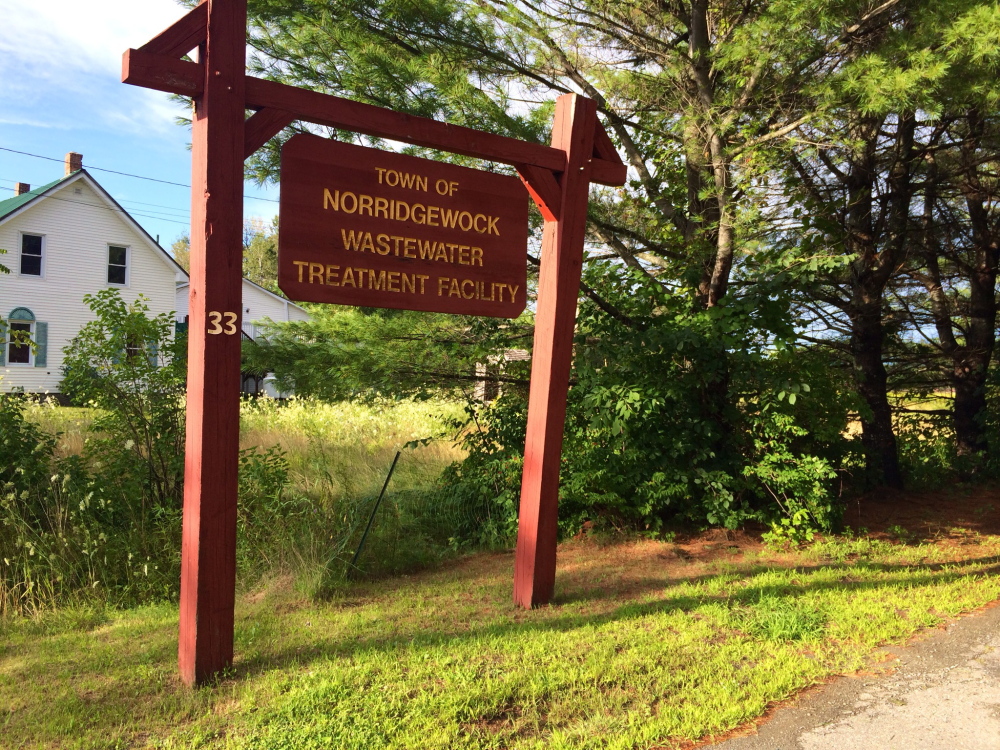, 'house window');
7,321,33,365
20,233,43,276
108,245,128,285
